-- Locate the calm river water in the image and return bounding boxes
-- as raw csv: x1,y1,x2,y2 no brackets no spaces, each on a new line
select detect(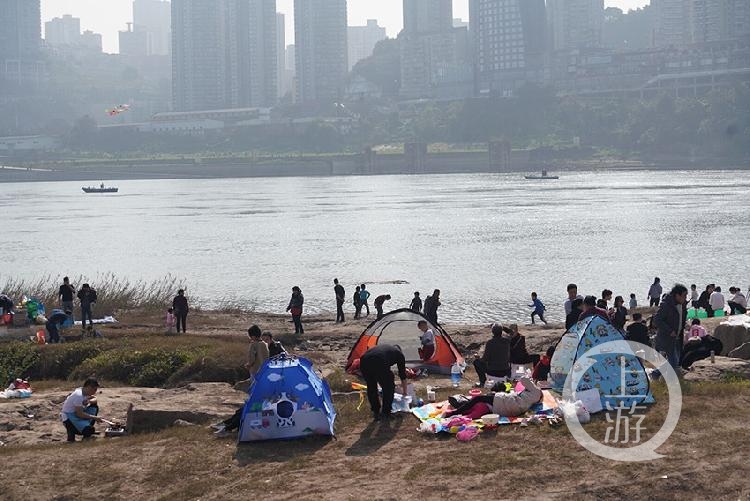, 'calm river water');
1,170,748,323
